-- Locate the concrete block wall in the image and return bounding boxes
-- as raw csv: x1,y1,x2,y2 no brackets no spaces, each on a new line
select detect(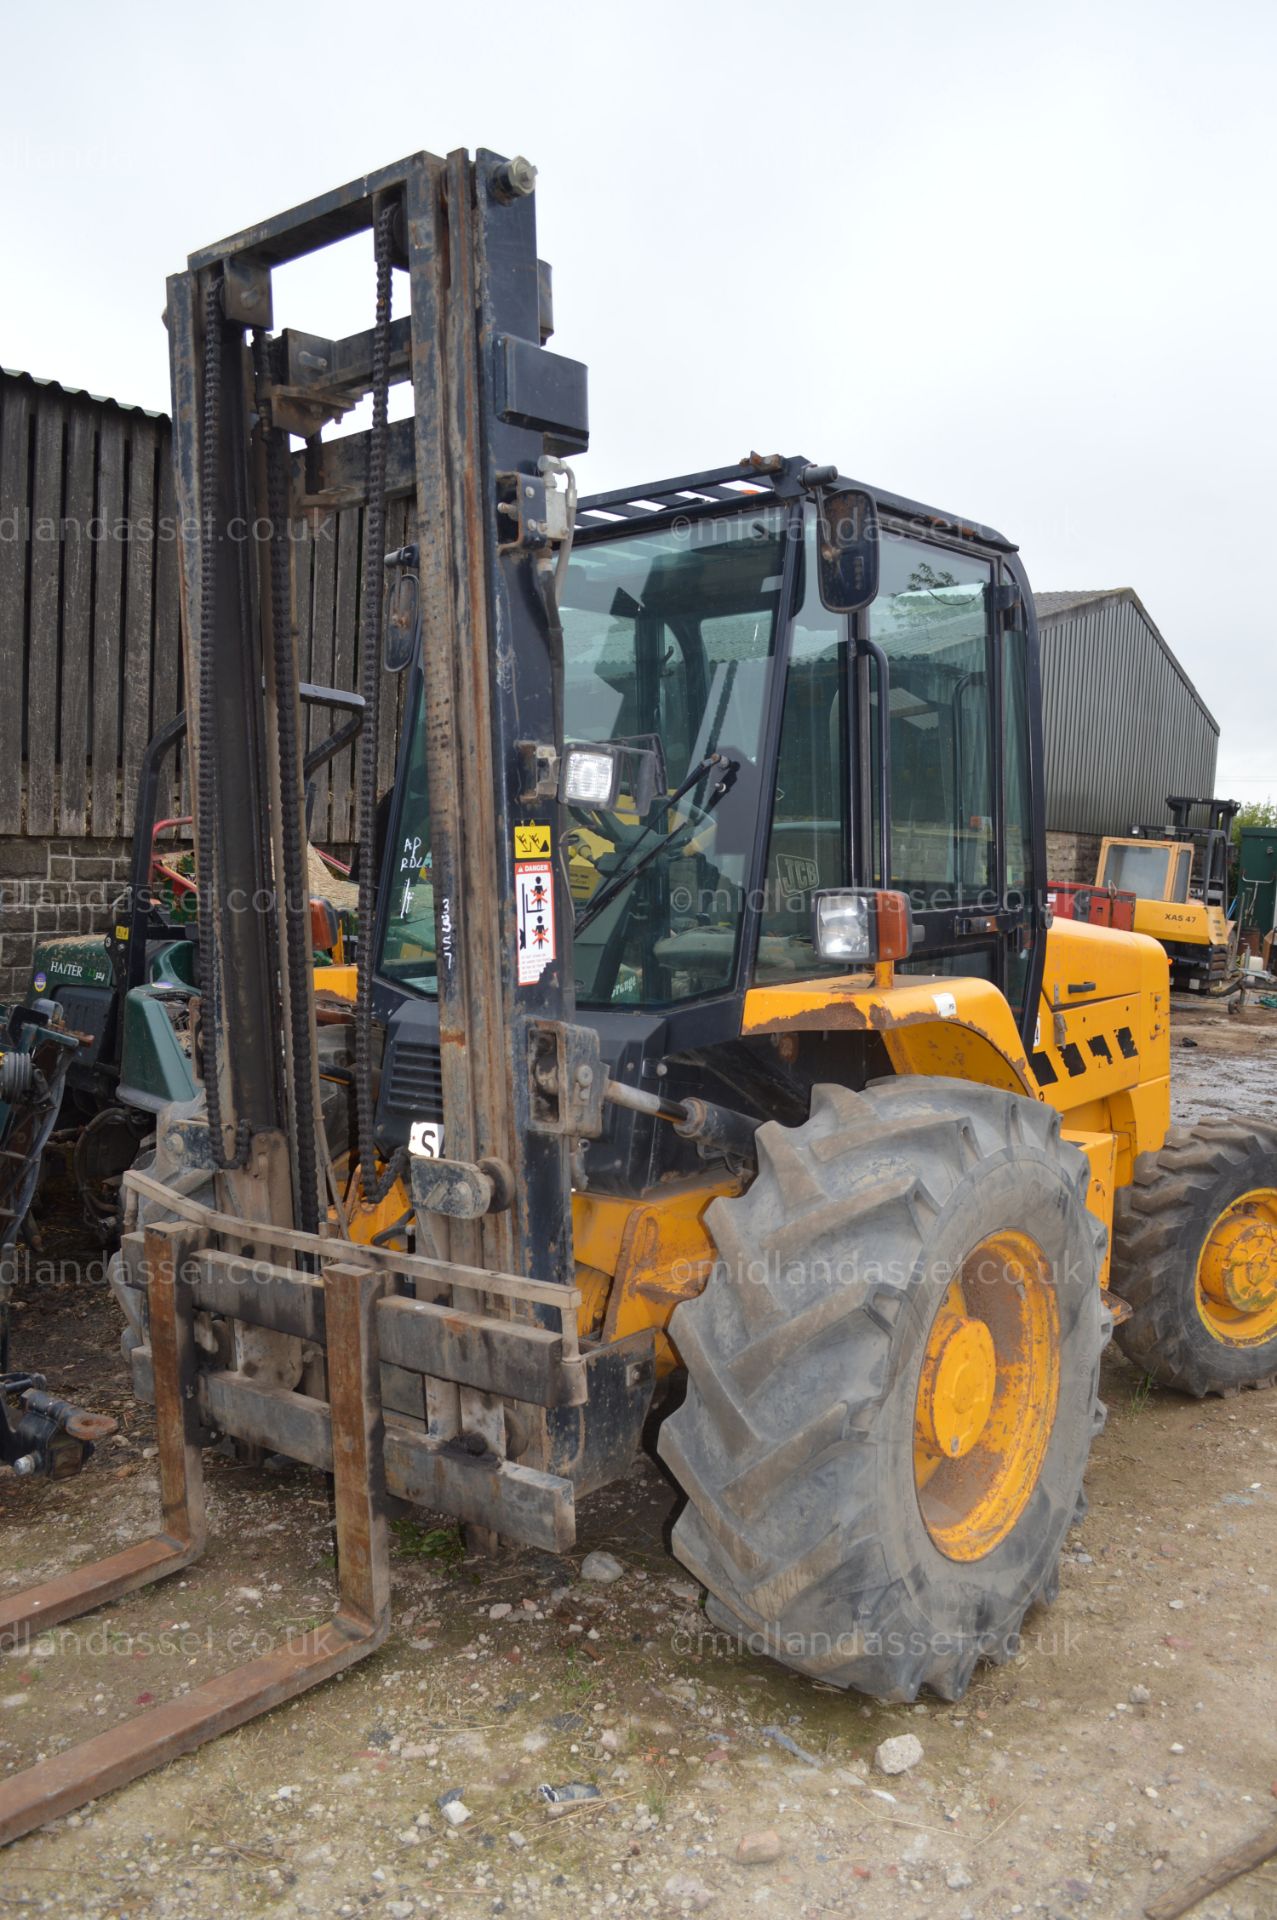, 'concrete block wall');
0,836,133,1008
1046,830,1103,886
